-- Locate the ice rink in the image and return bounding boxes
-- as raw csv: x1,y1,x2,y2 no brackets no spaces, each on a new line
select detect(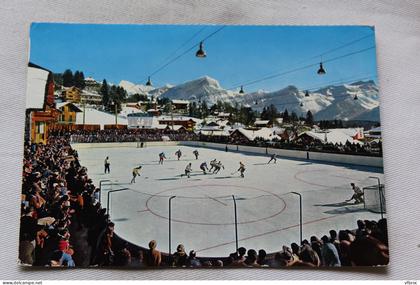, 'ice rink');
74,144,384,257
